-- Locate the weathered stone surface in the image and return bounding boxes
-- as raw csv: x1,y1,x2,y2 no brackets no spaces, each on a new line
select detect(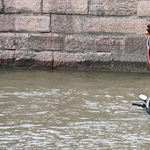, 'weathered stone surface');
137,1,150,16
54,52,111,68
15,50,53,68
34,51,53,62
89,0,136,16
51,15,82,33
54,52,111,62
64,34,95,52
112,53,147,63
124,36,147,55
0,33,28,49
43,0,87,14
15,50,53,61
83,17,102,33
0,50,15,59
102,18,146,34
0,50,15,67
96,36,123,52
29,34,63,51
0,15,50,32
4,0,41,13
111,61,148,72
15,50,35,61
15,15,50,32
83,17,147,34
0,15,15,31
0,0,2,12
